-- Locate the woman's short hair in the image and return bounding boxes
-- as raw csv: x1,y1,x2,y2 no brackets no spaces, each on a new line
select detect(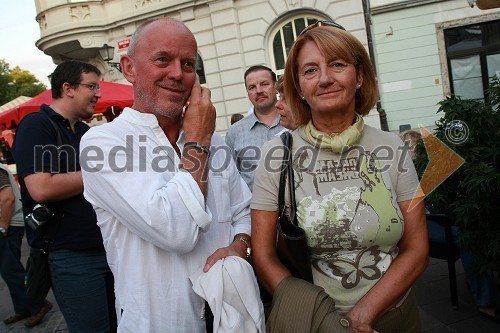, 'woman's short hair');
230,113,244,125
400,129,422,160
275,76,284,93
400,130,422,144
284,26,378,126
